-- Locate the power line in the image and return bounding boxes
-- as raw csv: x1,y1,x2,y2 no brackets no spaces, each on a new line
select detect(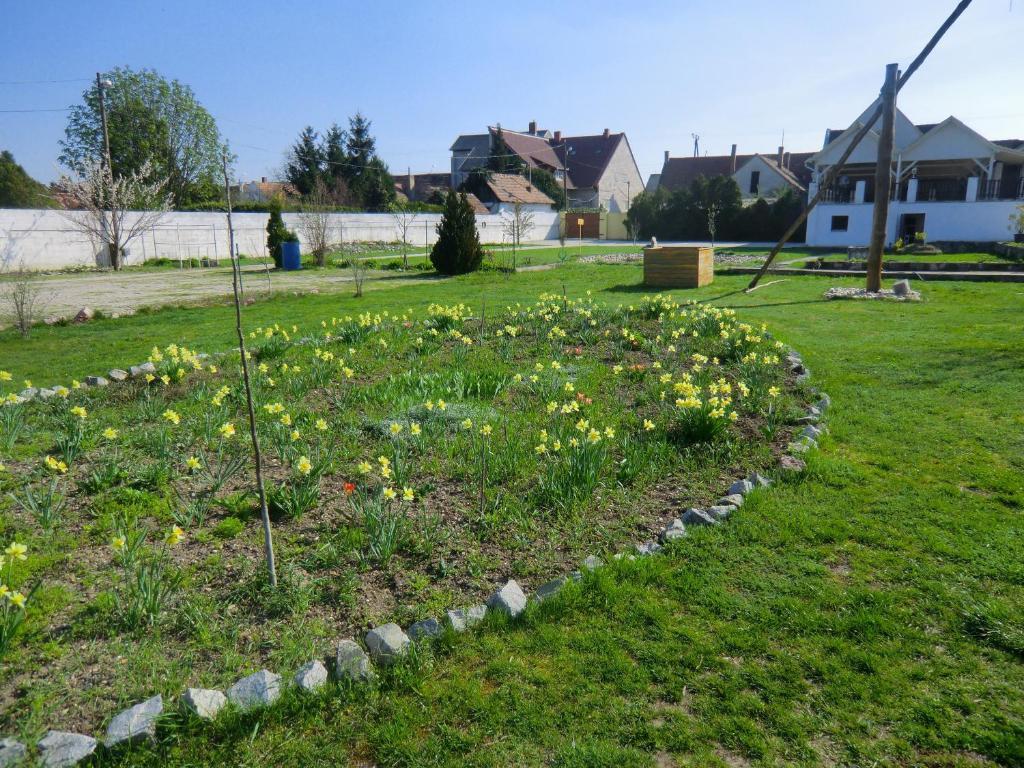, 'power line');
0,78,90,85
0,107,72,113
